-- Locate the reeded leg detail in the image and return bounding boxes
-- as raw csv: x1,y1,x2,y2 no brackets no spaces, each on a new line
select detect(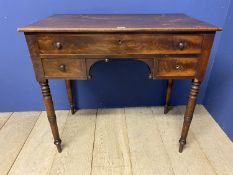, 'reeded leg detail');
164,79,173,114
179,78,201,153
39,80,62,153
65,80,75,114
